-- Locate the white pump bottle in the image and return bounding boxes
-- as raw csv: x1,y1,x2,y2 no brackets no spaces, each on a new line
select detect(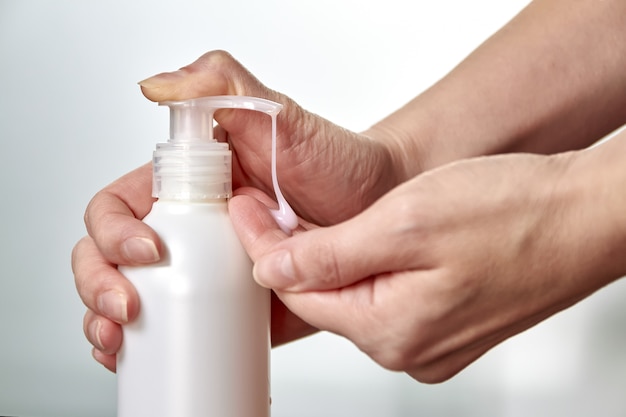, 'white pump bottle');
117,96,288,417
